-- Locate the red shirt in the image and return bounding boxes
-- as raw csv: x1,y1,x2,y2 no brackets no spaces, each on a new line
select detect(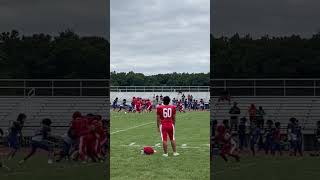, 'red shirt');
146,101,152,106
217,125,225,143
156,105,176,125
93,120,105,138
135,100,142,107
71,117,89,137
